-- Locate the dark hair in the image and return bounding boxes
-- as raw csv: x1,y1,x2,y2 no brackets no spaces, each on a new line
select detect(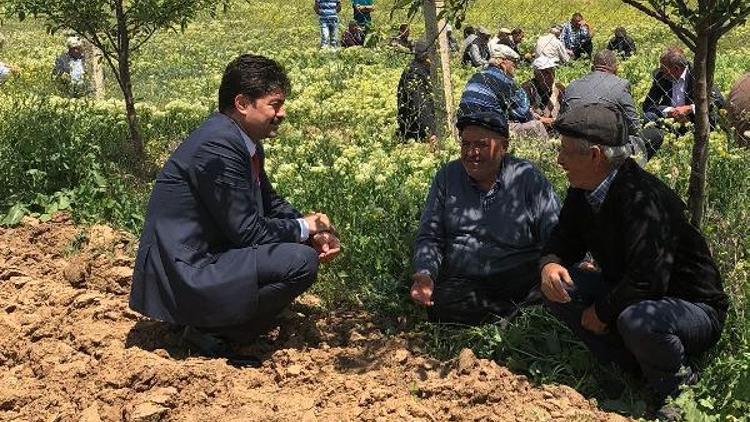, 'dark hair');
572,12,583,21
660,46,688,69
614,26,627,37
218,54,291,112
511,27,523,36
463,26,475,38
